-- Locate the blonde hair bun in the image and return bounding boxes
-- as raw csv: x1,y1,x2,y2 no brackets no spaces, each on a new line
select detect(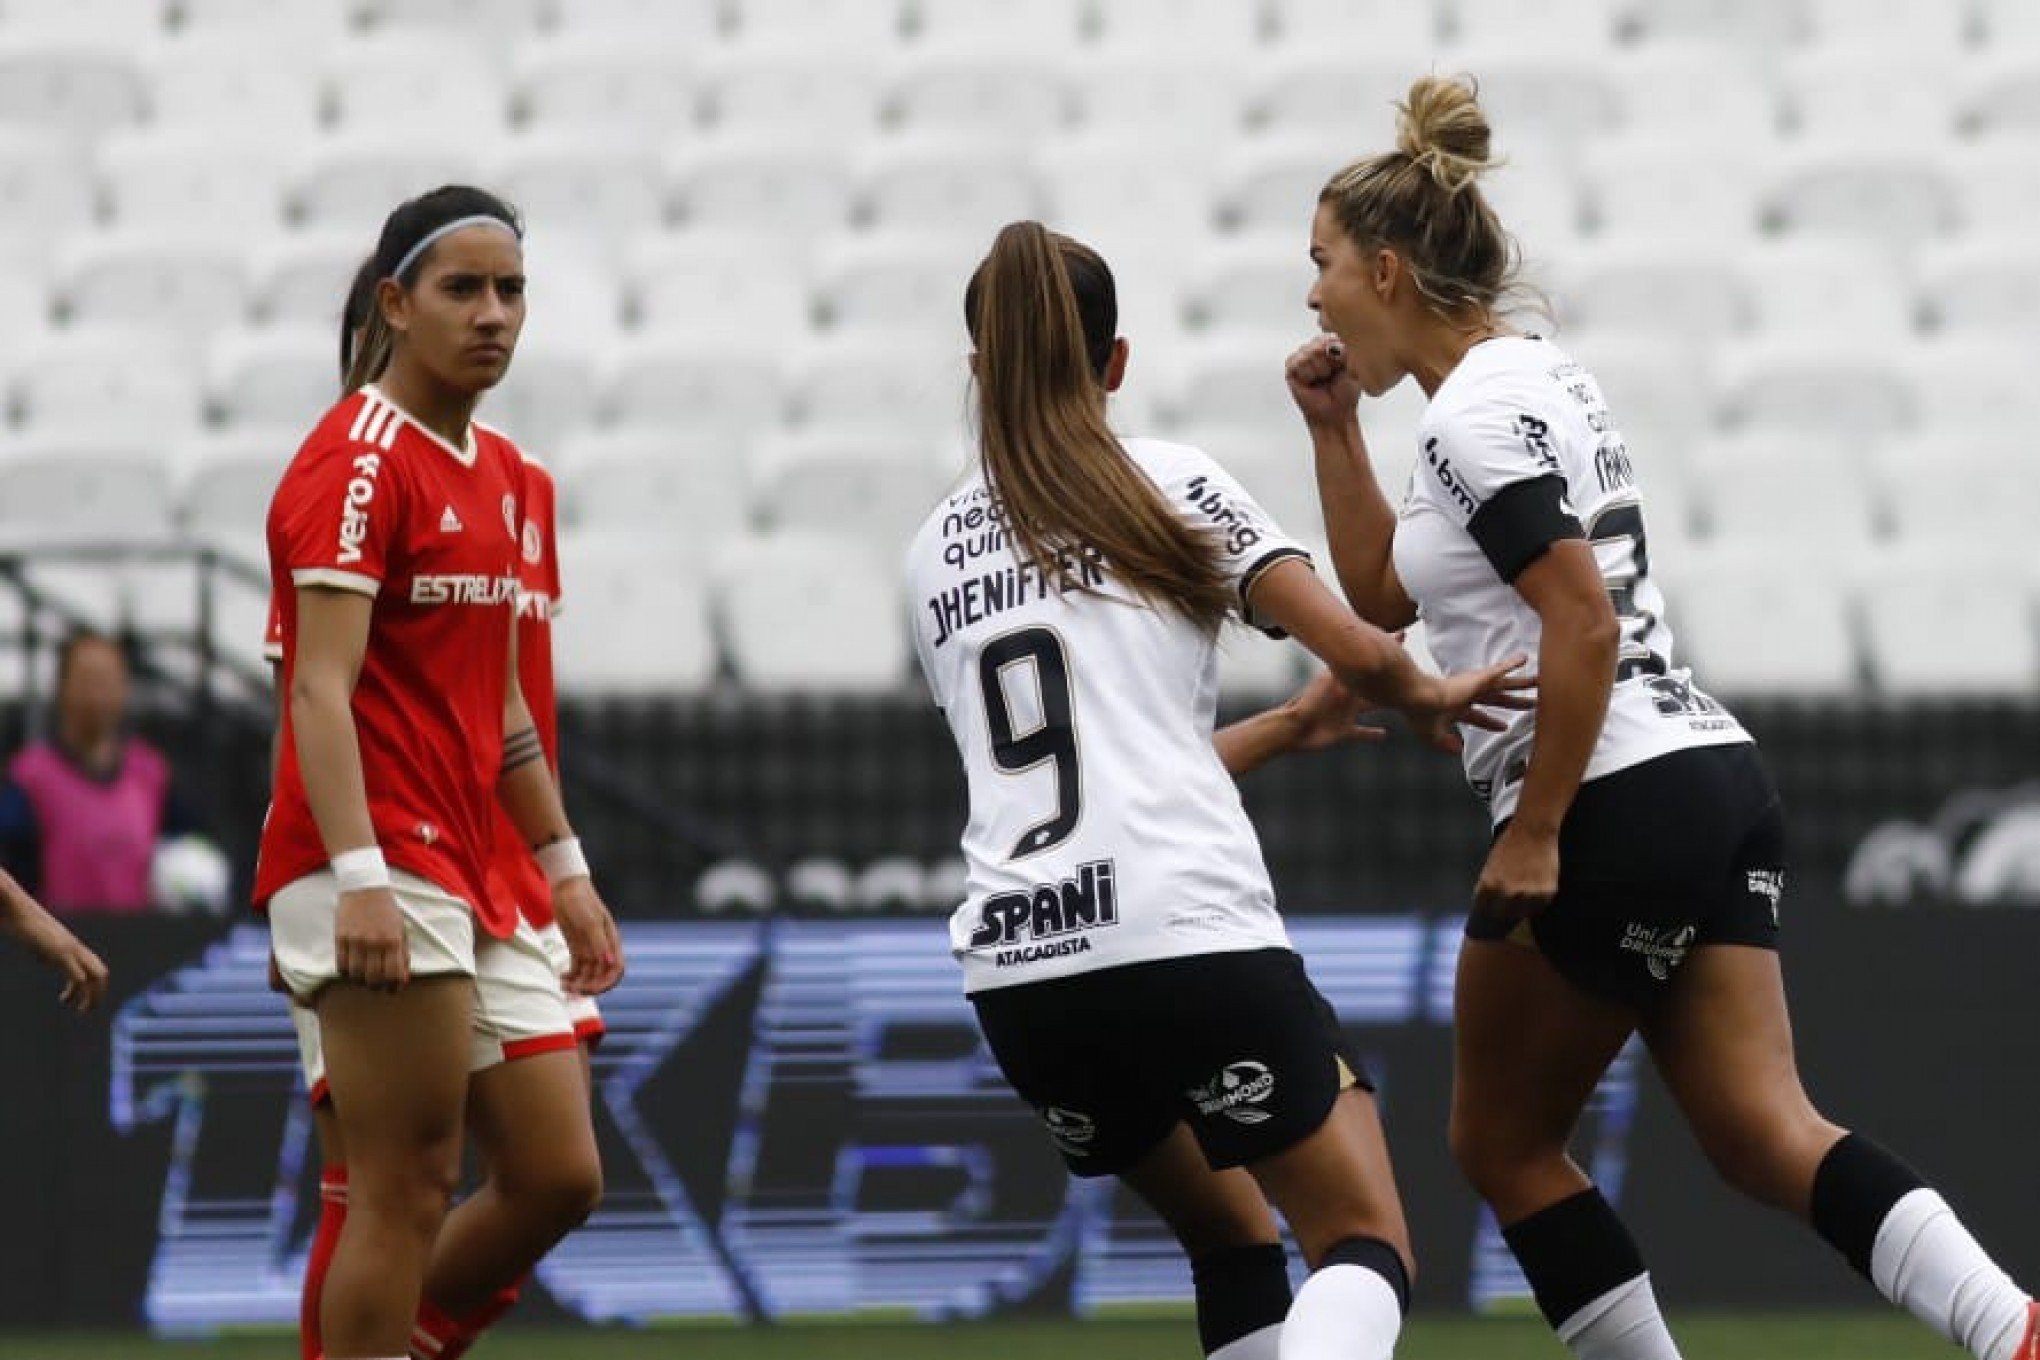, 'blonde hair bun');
1395,73,1496,194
